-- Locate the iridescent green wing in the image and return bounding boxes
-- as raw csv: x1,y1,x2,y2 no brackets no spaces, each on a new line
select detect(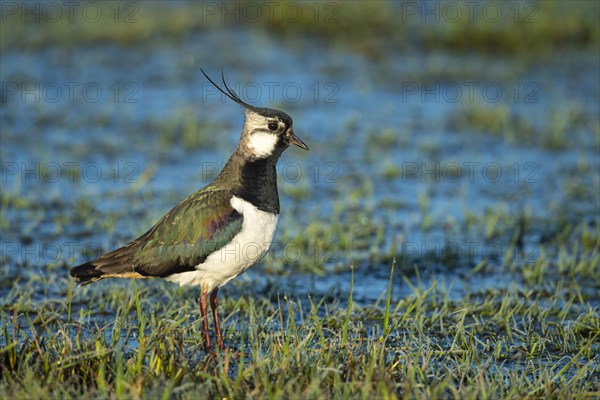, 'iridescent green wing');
90,189,242,278
132,189,243,277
